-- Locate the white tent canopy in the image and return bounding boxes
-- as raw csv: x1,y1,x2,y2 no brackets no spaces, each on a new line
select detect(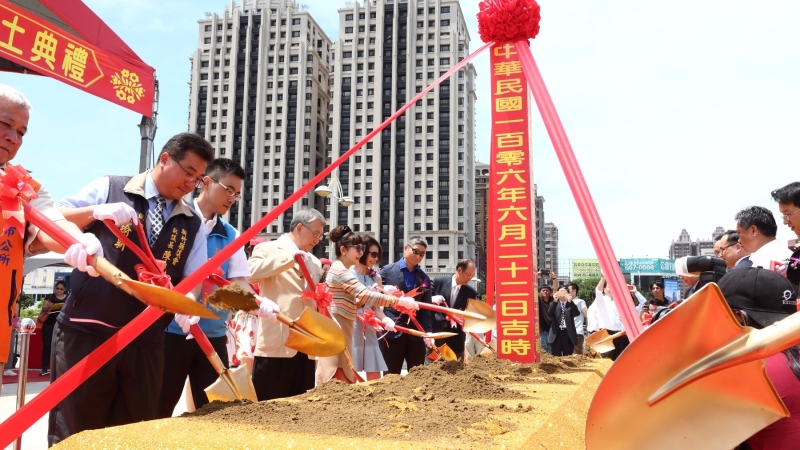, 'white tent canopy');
24,251,68,276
